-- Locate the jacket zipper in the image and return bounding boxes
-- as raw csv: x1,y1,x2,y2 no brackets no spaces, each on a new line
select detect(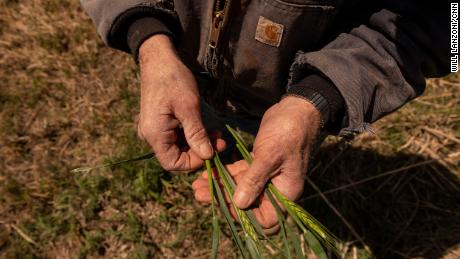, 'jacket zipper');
205,0,232,78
